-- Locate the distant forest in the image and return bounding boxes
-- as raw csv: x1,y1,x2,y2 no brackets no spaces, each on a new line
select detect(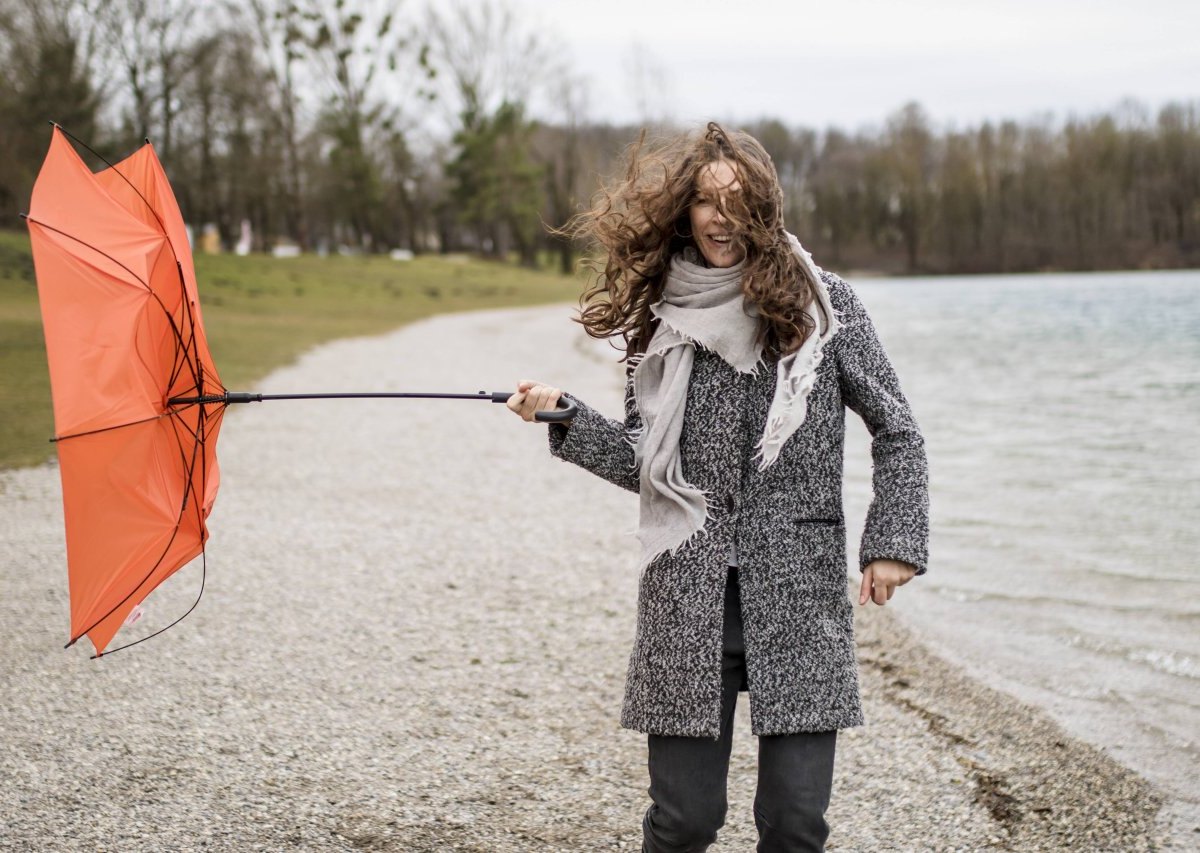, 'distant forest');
2,0,1199,274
